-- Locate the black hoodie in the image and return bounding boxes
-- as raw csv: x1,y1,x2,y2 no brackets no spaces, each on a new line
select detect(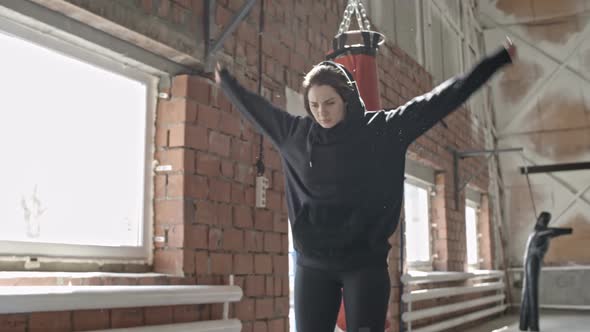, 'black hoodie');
218,47,512,271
